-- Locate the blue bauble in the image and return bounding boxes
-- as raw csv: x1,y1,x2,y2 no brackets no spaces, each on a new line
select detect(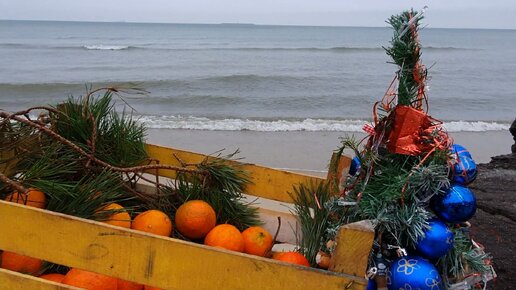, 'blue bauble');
416,220,454,259
451,144,472,159
451,155,477,185
431,184,477,223
387,256,443,290
349,156,361,176
366,279,377,290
